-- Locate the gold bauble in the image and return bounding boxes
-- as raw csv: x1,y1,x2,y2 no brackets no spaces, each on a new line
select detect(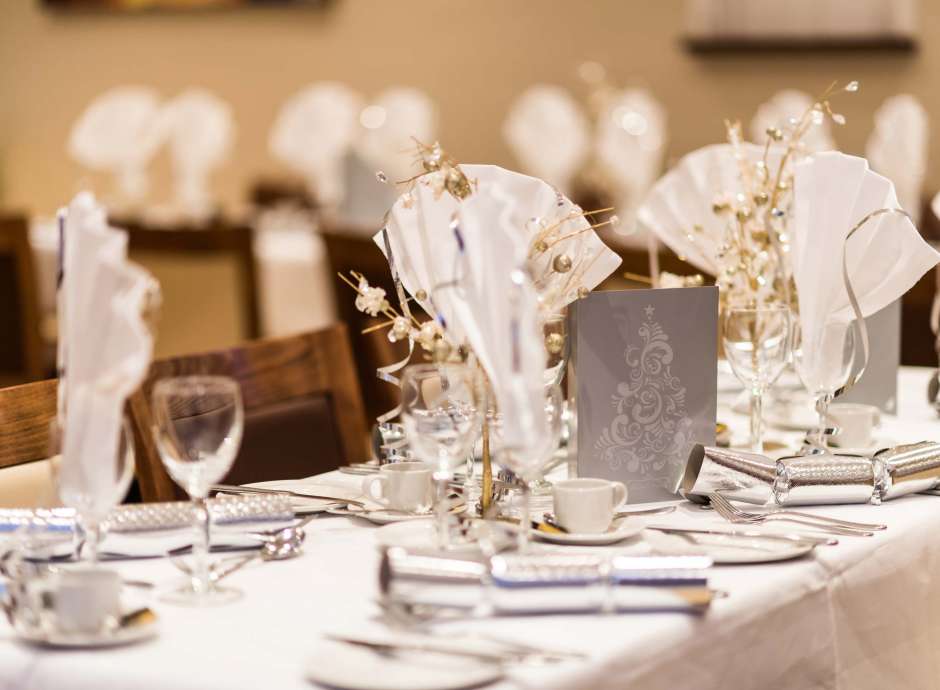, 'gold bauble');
552,254,573,273
545,332,565,355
